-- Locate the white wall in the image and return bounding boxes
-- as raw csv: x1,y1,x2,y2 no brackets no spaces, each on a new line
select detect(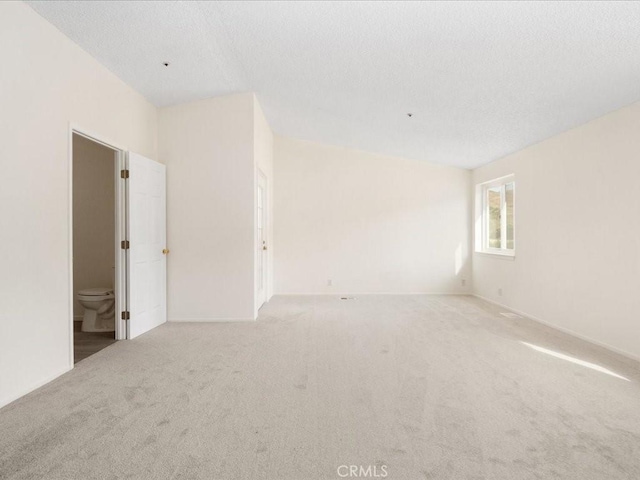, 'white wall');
72,135,116,319
274,137,472,294
254,100,275,313
0,2,157,408
473,101,640,360
160,93,263,322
